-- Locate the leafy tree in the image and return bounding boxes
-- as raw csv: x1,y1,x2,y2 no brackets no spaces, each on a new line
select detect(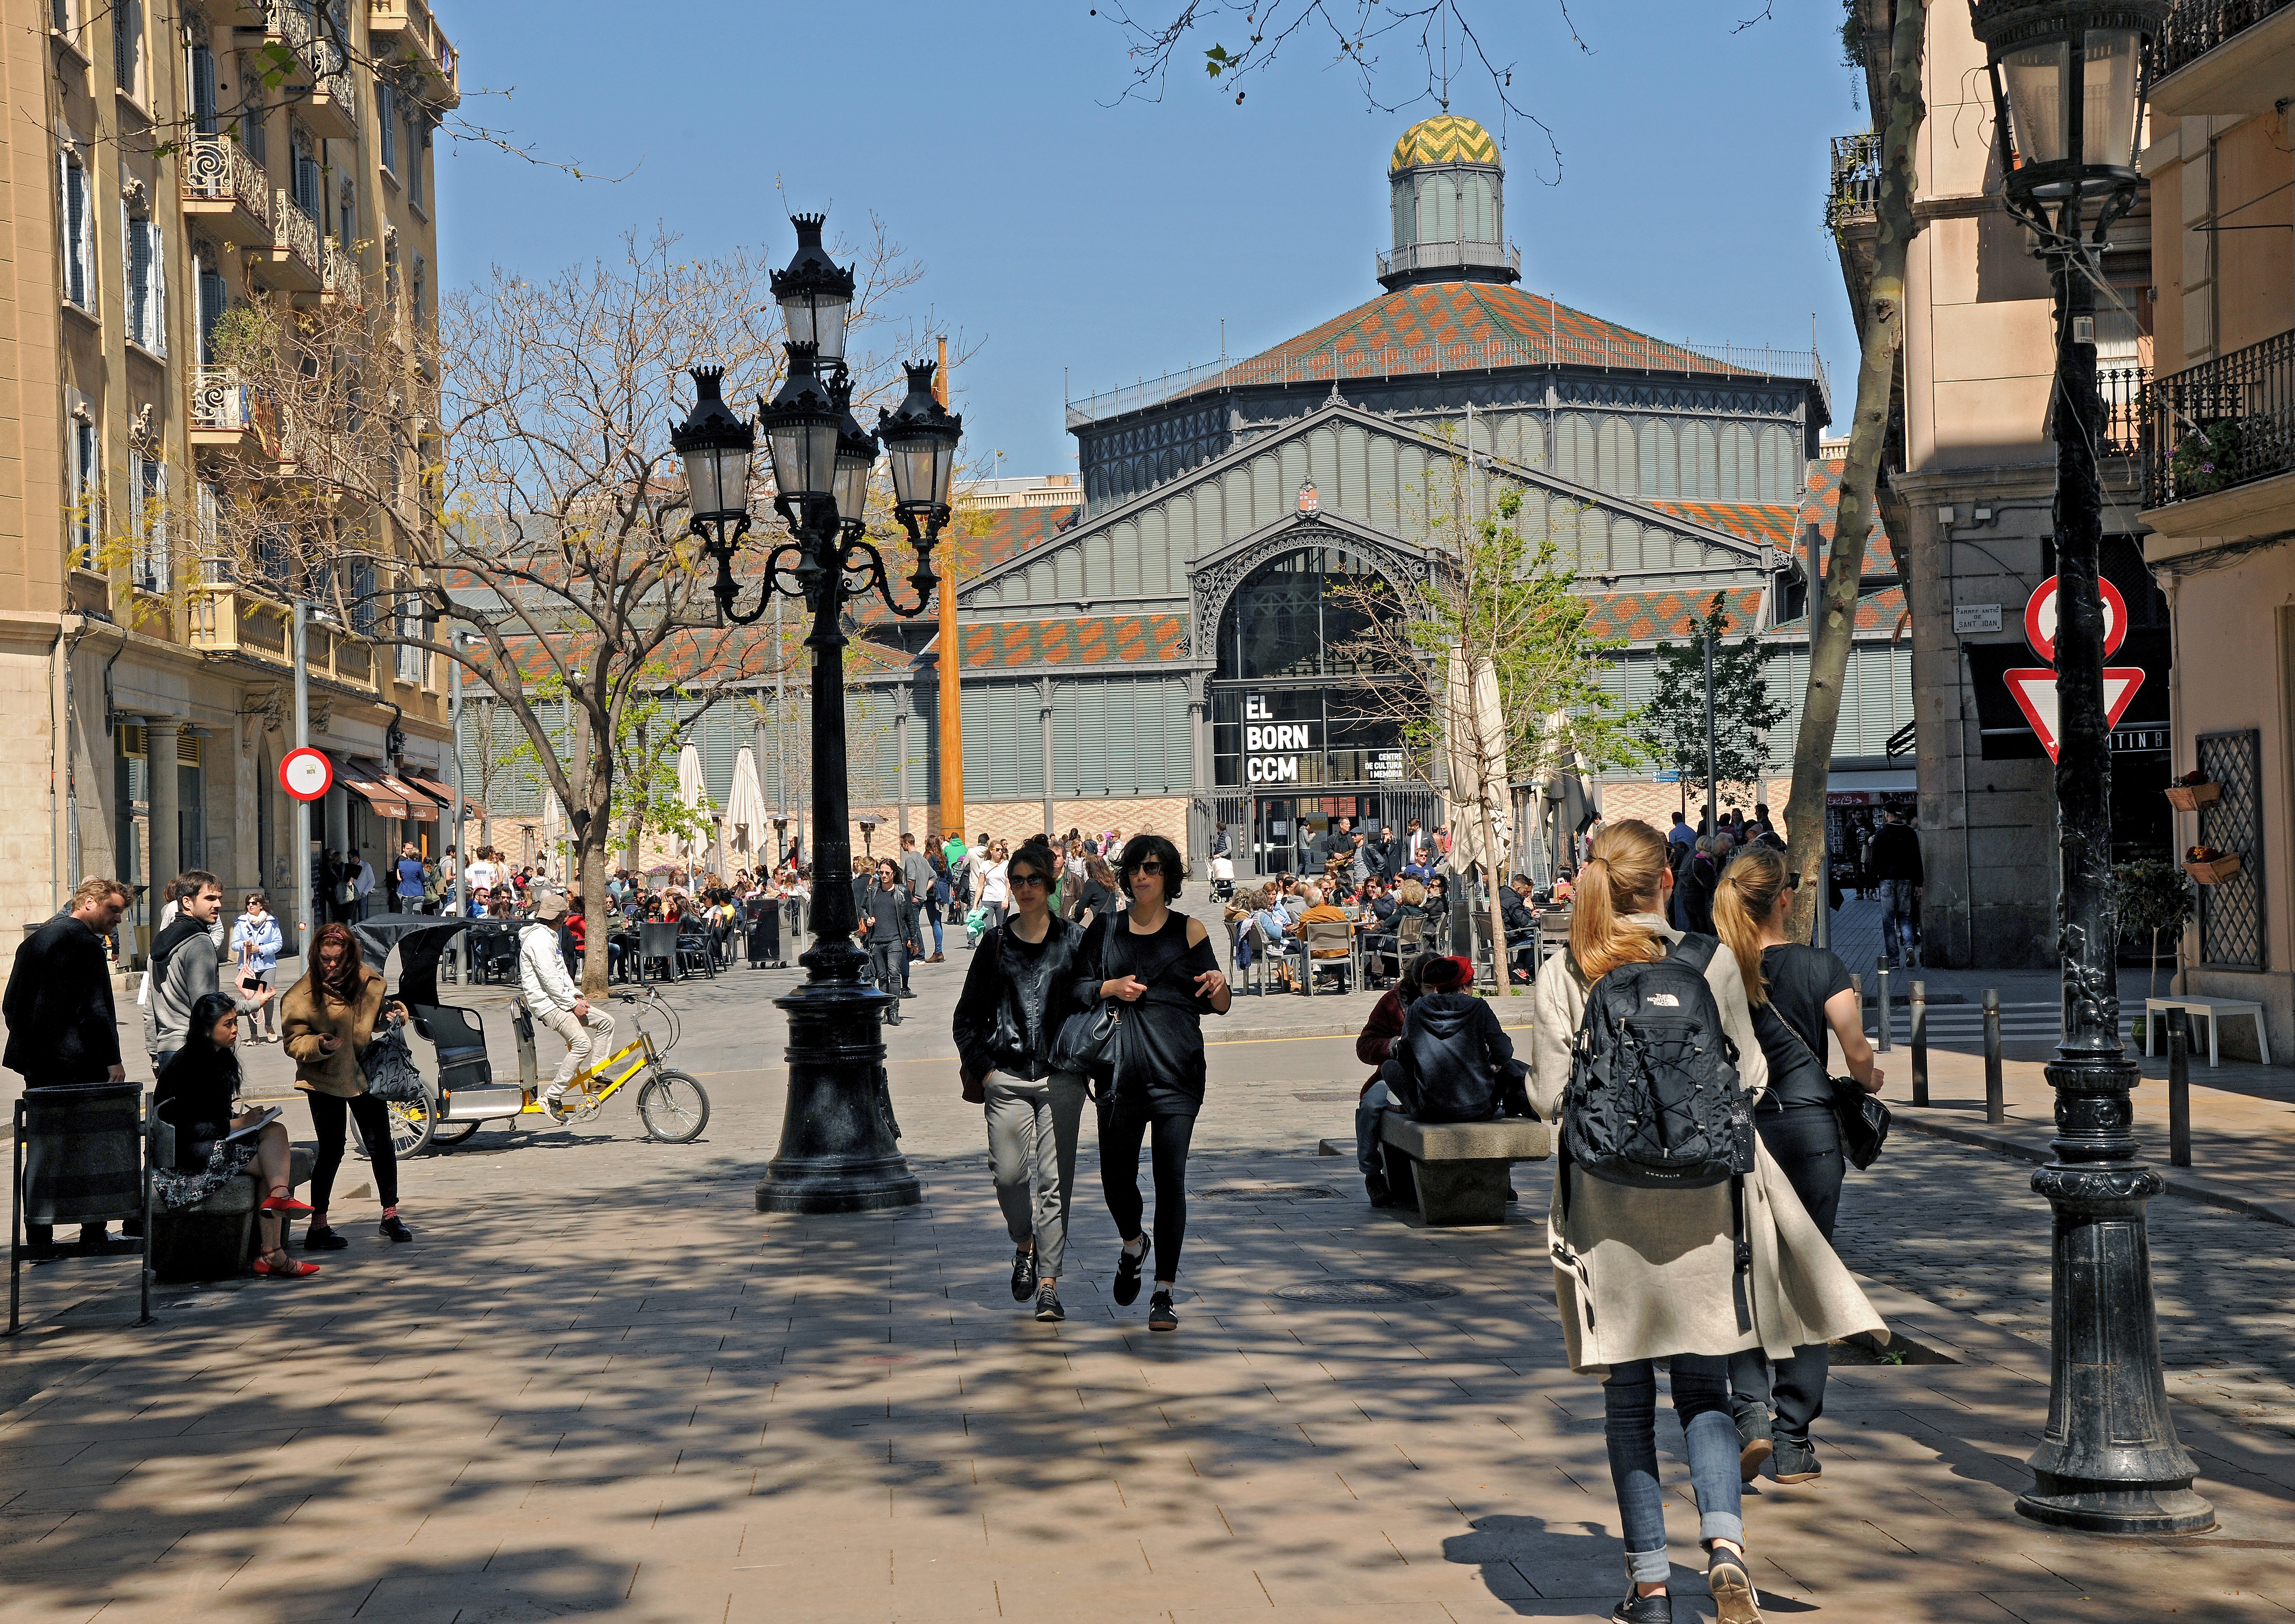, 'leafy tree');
1641,594,1787,820
2113,859,2194,1001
